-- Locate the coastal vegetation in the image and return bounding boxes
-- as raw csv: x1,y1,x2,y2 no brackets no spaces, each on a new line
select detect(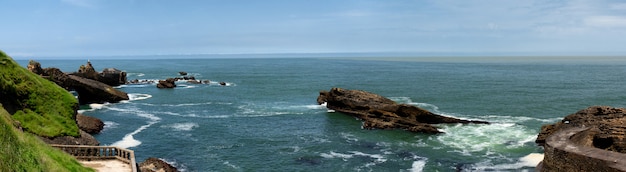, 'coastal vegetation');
0,50,80,137
0,106,93,172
